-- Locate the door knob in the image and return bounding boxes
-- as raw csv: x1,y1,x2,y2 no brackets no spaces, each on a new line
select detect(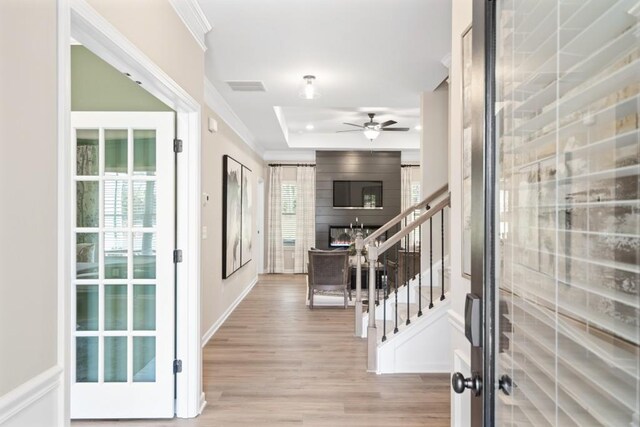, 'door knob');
499,374,512,395
451,372,482,396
